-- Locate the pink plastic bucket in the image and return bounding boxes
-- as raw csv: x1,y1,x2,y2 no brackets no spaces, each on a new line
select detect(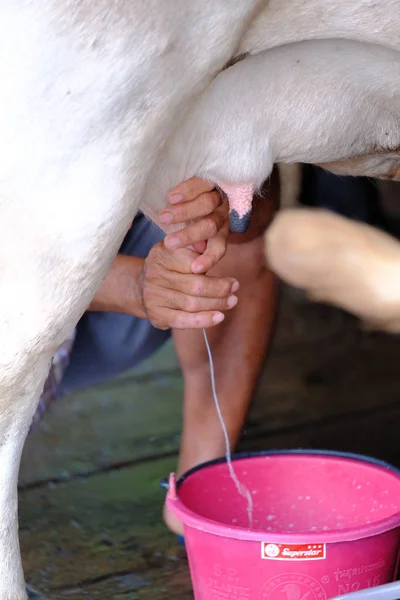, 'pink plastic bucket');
166,450,400,600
